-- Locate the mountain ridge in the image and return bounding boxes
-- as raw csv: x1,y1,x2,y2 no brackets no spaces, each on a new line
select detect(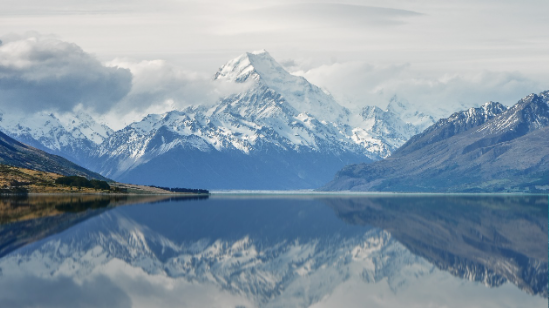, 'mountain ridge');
321,91,549,193
85,51,433,189
0,129,109,181
0,110,112,167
